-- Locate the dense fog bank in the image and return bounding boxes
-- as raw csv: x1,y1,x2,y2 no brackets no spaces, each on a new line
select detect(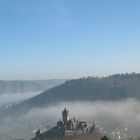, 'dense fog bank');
0,99,140,139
